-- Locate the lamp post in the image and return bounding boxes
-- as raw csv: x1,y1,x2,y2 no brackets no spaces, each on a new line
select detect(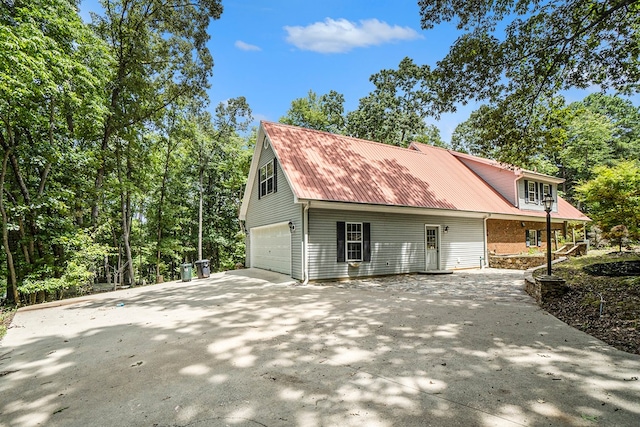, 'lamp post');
543,194,554,276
